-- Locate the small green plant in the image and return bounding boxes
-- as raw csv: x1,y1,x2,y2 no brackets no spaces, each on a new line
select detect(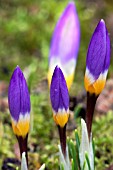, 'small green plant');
68,119,95,170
